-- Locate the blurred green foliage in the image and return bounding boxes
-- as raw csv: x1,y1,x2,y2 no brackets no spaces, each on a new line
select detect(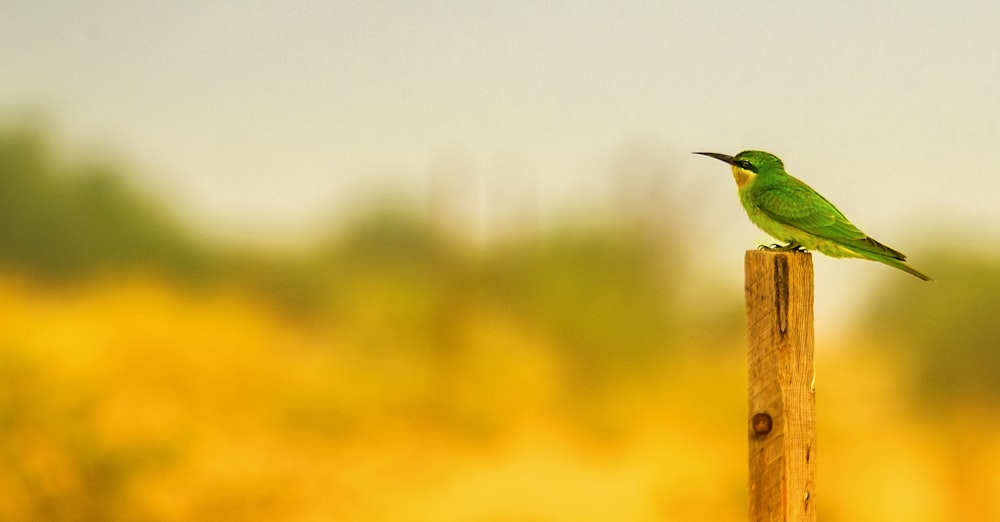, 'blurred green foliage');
0,122,692,379
482,226,678,377
0,124,216,281
308,210,684,386
863,252,1000,406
